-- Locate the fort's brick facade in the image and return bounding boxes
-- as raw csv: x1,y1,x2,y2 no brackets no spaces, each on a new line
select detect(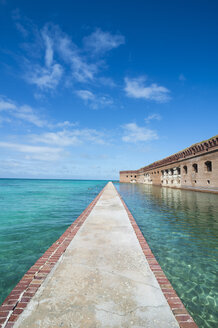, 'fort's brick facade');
120,135,218,193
